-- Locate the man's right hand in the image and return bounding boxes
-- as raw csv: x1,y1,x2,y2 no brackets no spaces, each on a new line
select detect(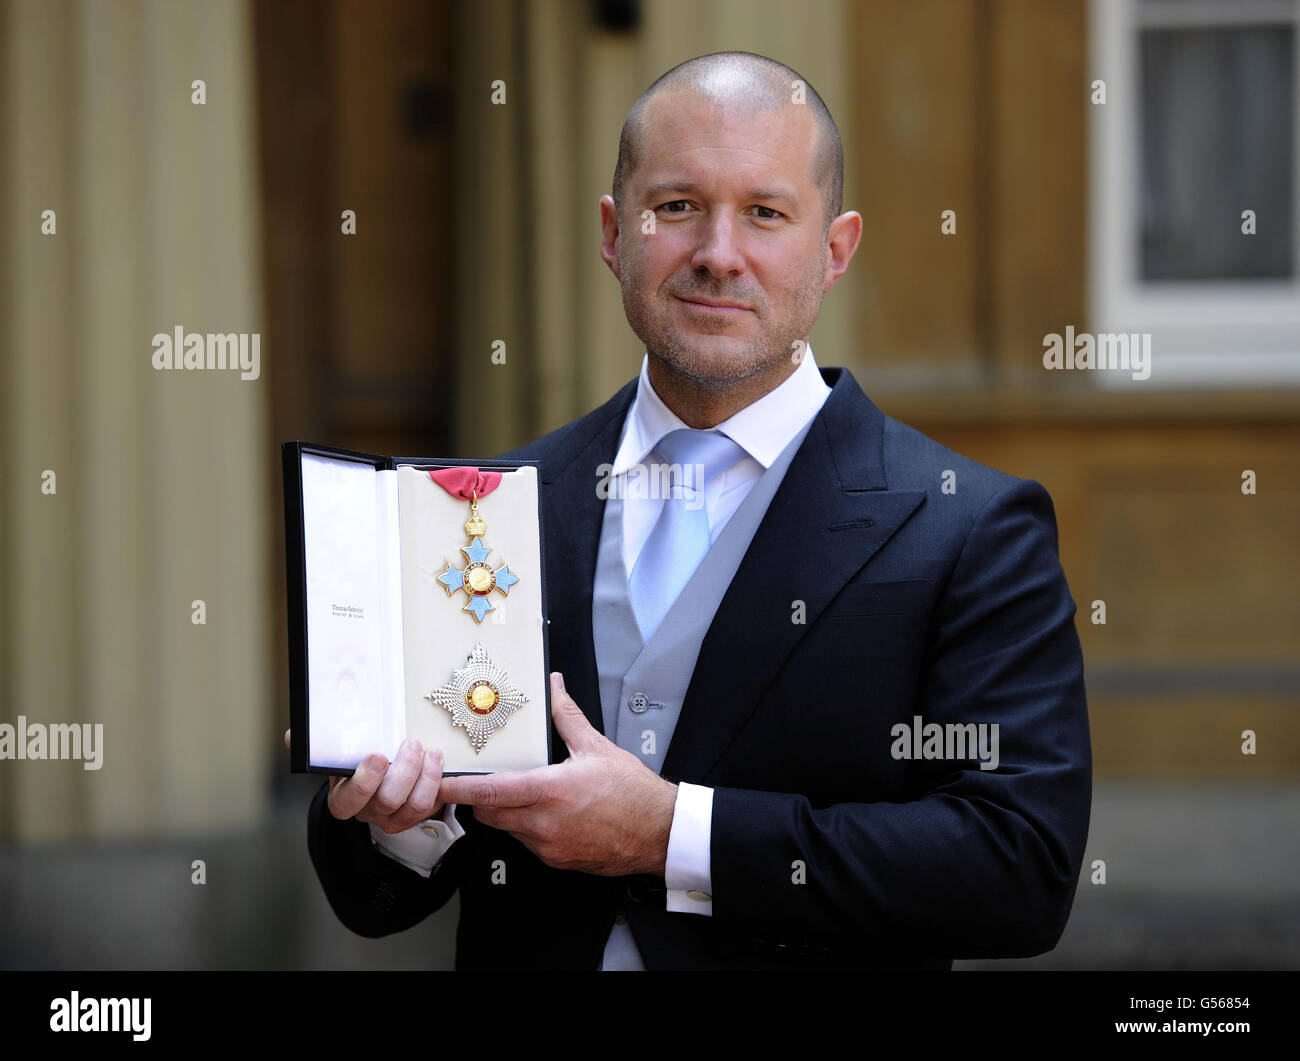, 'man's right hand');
286,730,447,834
